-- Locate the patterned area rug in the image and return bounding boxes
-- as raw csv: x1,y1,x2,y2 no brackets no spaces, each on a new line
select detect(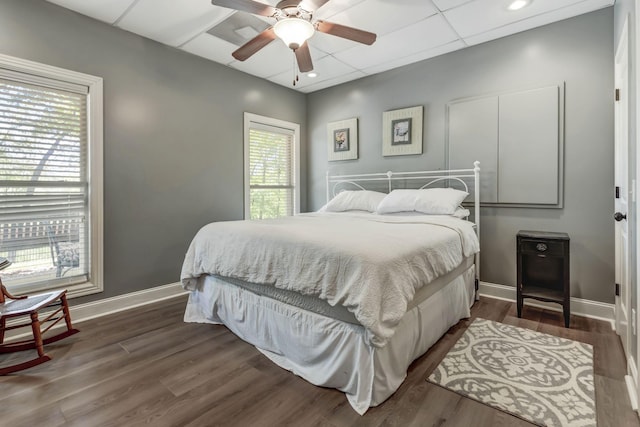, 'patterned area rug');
428,318,595,427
